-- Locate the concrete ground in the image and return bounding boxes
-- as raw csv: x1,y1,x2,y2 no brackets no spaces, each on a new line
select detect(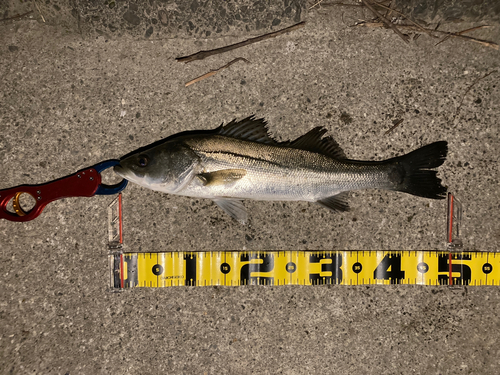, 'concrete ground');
1,0,499,373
